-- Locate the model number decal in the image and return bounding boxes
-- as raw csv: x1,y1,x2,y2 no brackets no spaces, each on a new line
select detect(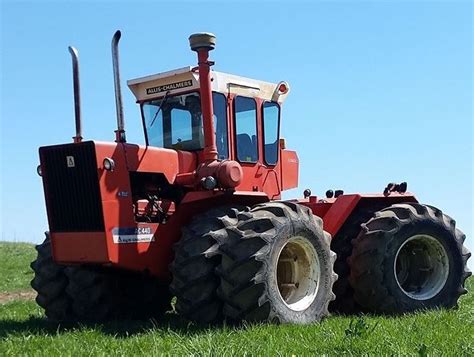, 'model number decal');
136,227,152,234
146,80,193,95
112,226,154,244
